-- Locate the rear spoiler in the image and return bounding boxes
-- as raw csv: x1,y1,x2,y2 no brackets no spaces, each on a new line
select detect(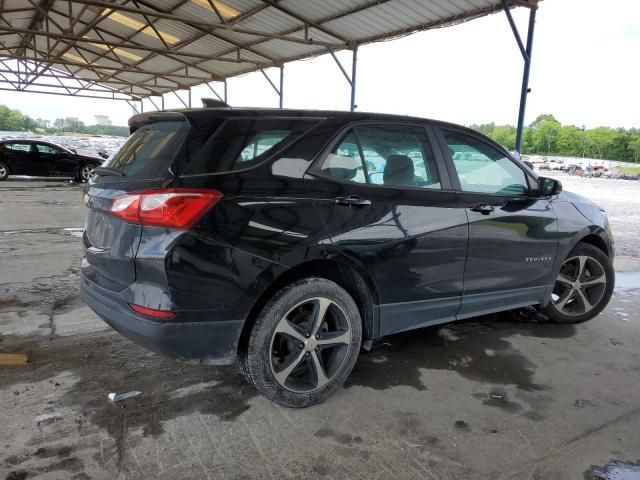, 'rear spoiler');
128,112,187,132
